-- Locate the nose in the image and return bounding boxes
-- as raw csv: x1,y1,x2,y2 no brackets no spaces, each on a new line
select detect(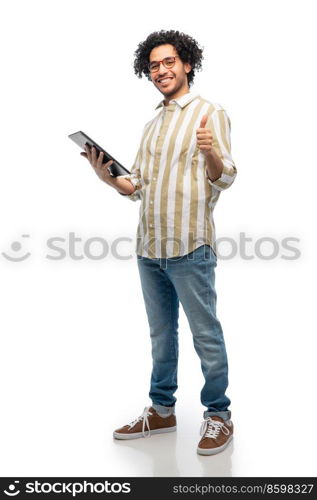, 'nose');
156,70,170,82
